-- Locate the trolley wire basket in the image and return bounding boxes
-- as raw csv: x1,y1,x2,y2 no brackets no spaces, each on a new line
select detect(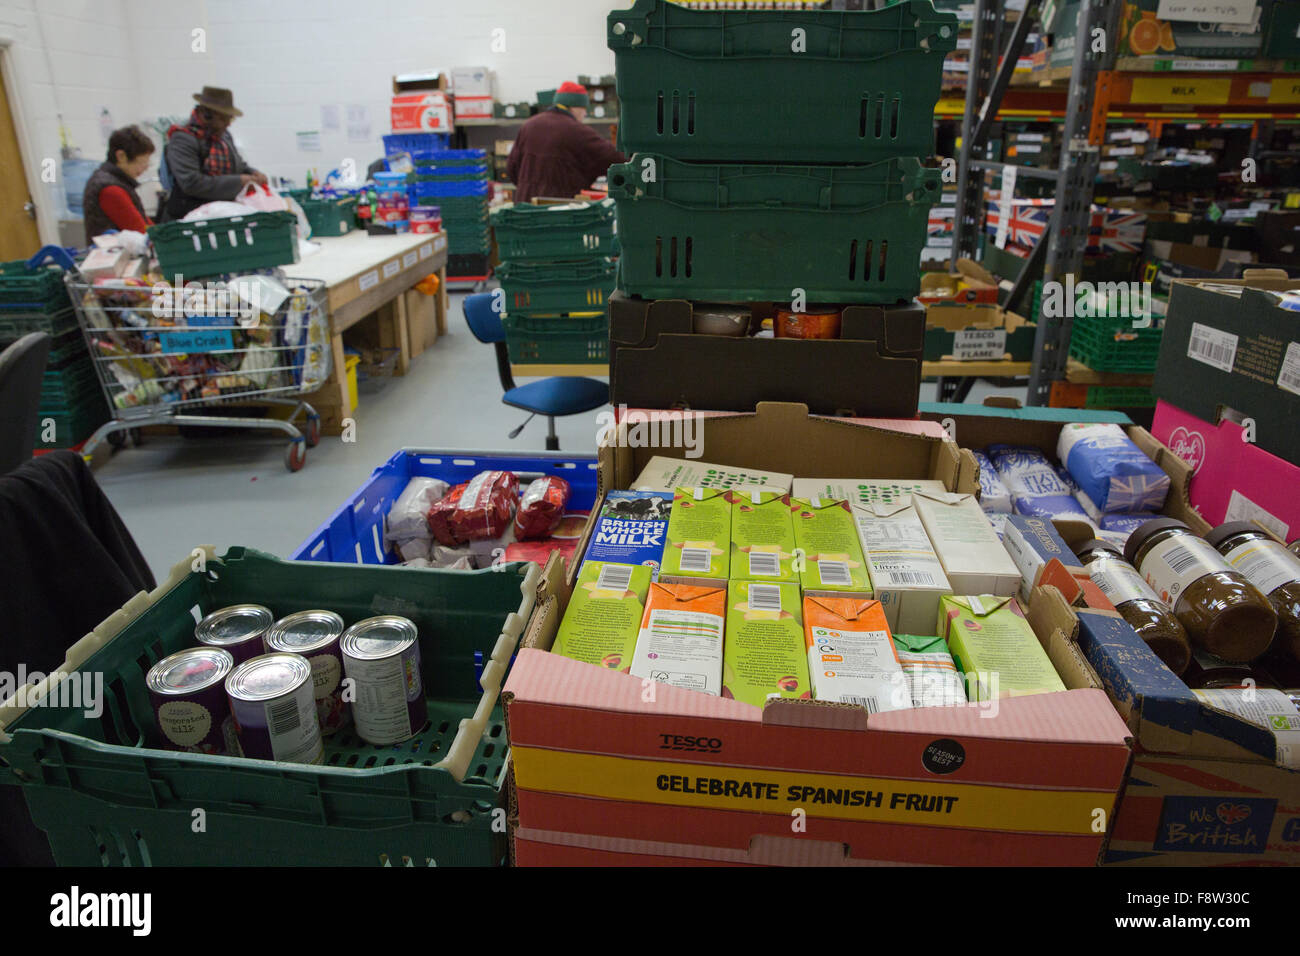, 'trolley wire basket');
64,271,331,471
